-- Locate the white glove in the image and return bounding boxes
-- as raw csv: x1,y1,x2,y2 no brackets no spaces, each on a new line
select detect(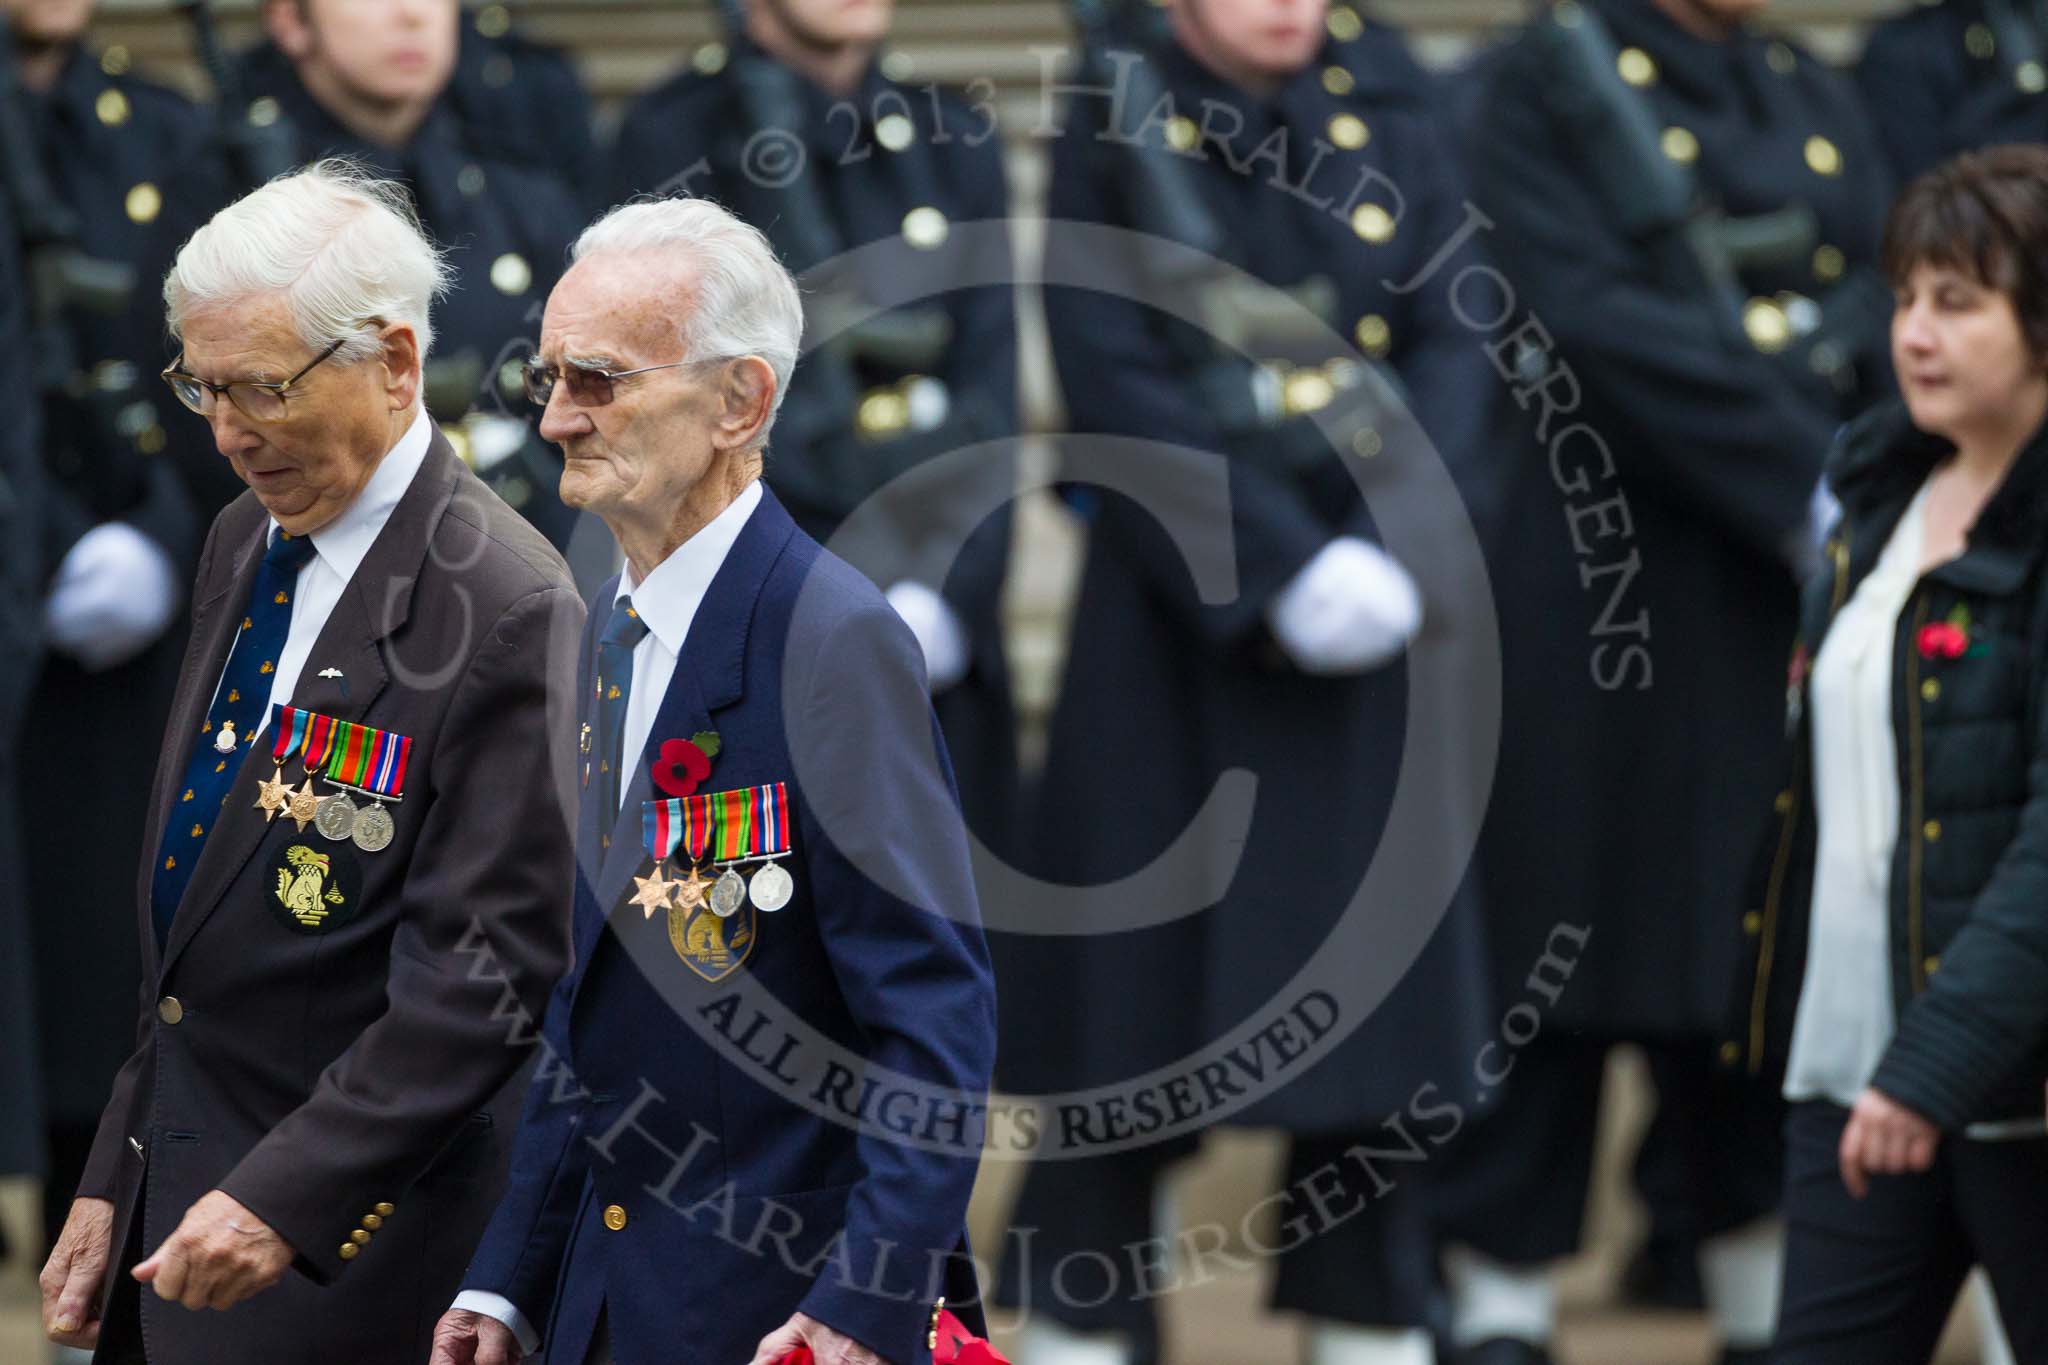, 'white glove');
1265,536,1422,675
885,579,970,693
44,522,181,672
